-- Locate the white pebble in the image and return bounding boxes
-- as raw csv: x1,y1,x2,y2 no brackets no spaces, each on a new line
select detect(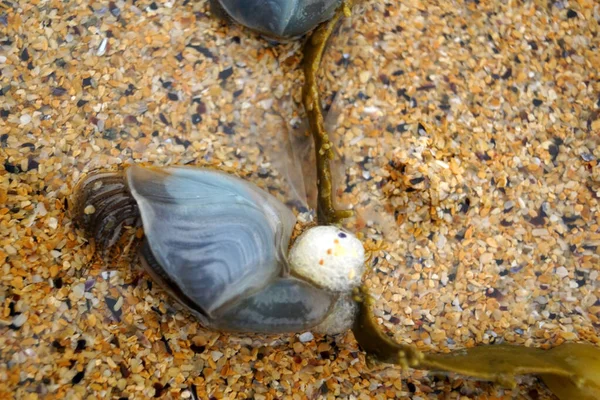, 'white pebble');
101,270,118,280
20,114,31,125
46,217,58,230
569,281,578,289
211,351,223,362
12,313,28,328
72,283,85,300
435,160,449,169
479,252,493,264
359,71,370,83
532,228,549,237
440,271,449,286
259,98,273,110
556,266,568,278
97,37,108,56
84,205,96,215
363,106,380,114
36,202,48,216
4,245,17,256
436,234,447,249
298,332,314,343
